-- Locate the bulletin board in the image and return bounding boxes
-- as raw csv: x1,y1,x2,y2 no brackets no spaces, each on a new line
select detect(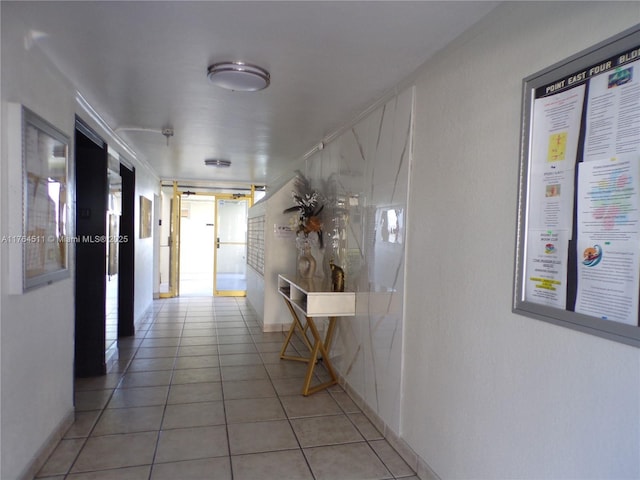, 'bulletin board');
22,107,70,290
513,25,640,347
